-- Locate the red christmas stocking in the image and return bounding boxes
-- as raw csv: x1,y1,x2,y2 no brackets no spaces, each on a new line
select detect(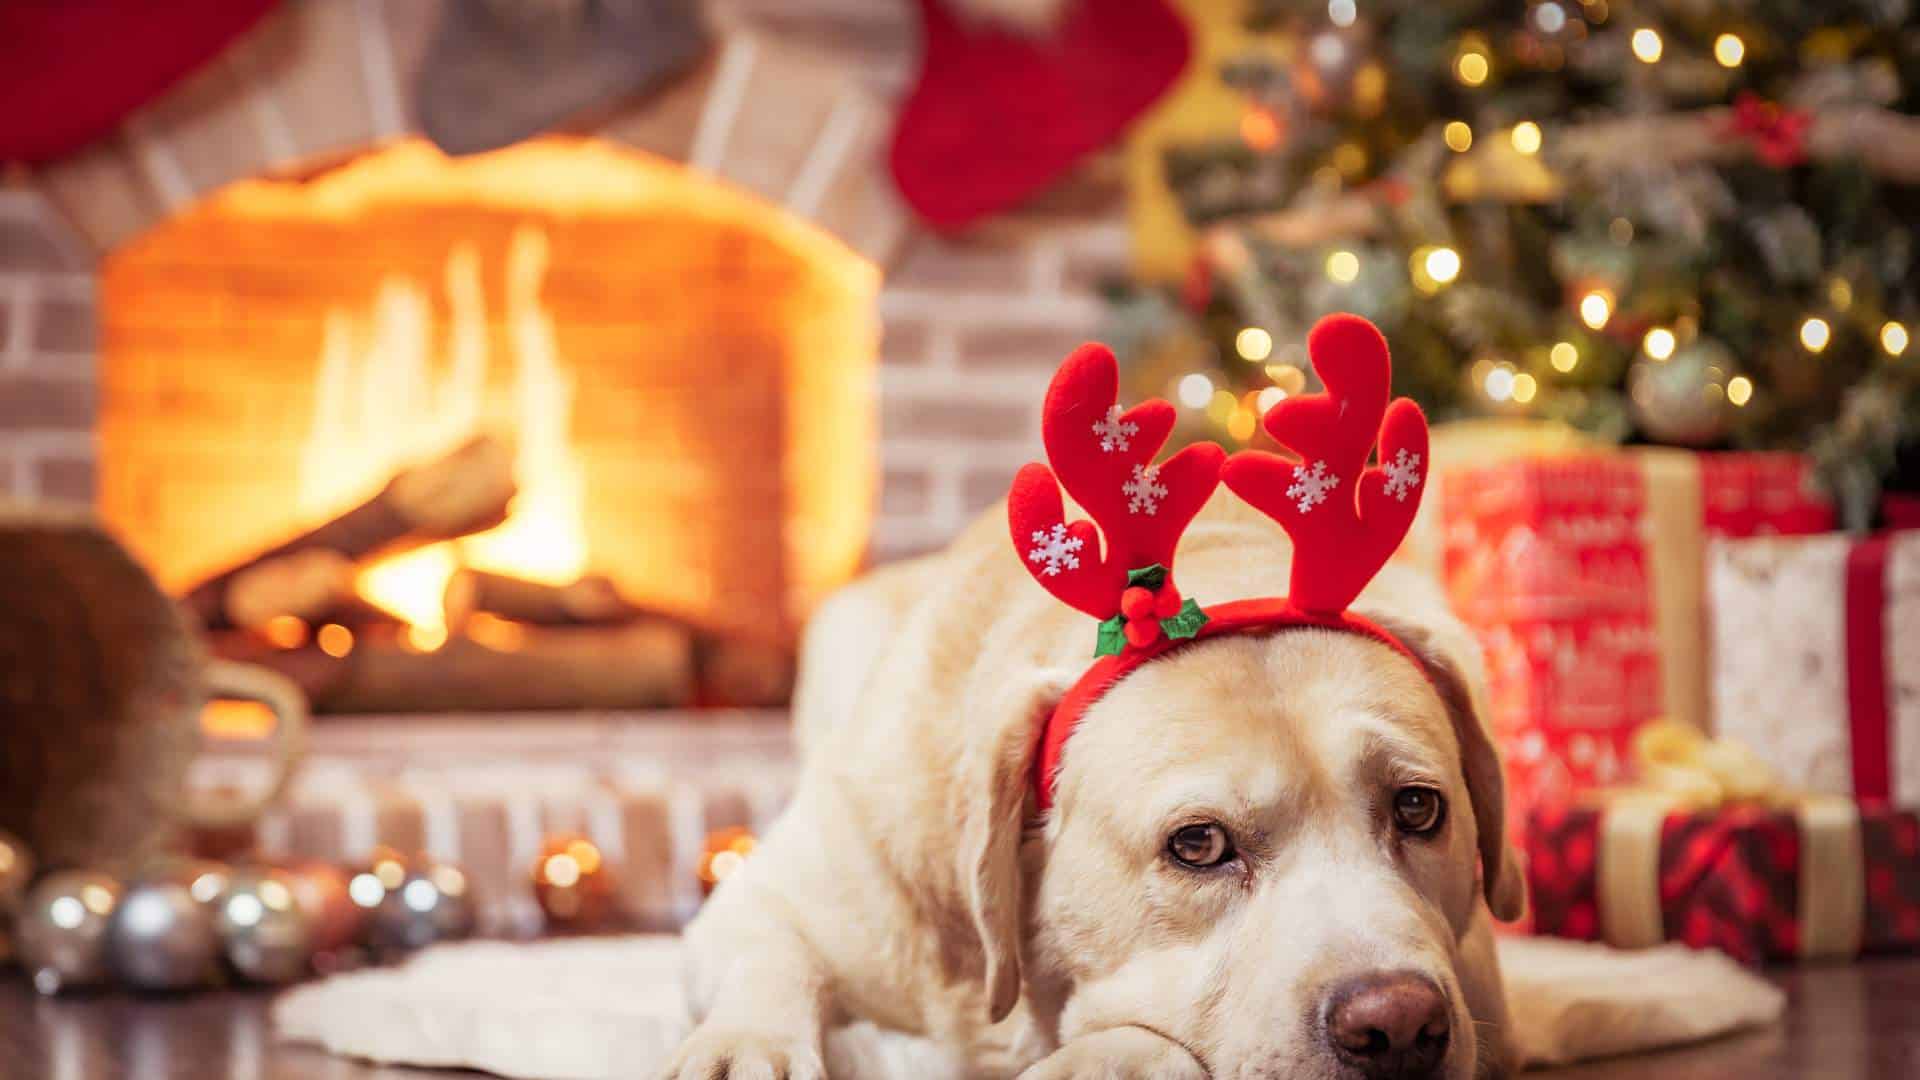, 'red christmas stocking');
889,0,1190,231
0,0,280,164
